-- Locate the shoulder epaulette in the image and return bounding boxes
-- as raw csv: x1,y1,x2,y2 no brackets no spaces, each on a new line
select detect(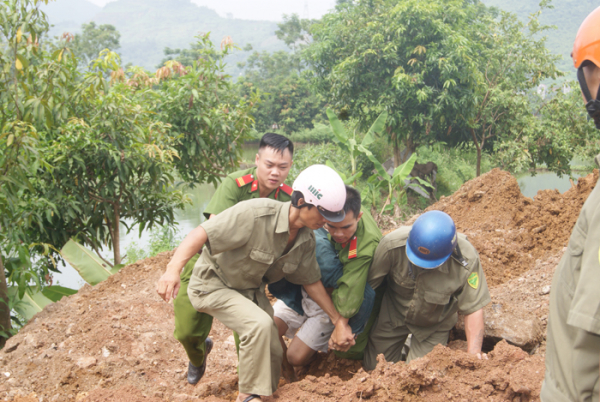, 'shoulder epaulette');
275,183,293,199
280,183,293,196
236,174,258,192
